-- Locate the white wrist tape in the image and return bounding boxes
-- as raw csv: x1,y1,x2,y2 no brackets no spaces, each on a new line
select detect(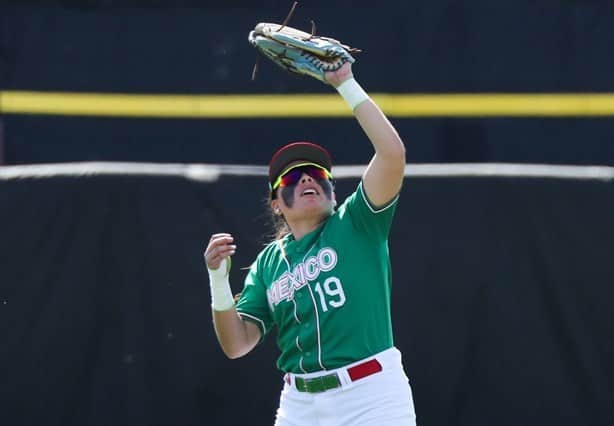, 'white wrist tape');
336,78,370,110
208,258,234,311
